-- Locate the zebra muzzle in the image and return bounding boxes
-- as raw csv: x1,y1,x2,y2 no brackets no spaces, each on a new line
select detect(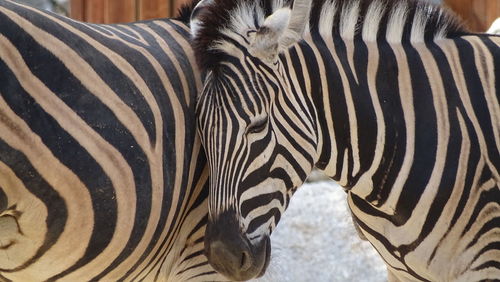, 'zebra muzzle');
204,211,270,281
